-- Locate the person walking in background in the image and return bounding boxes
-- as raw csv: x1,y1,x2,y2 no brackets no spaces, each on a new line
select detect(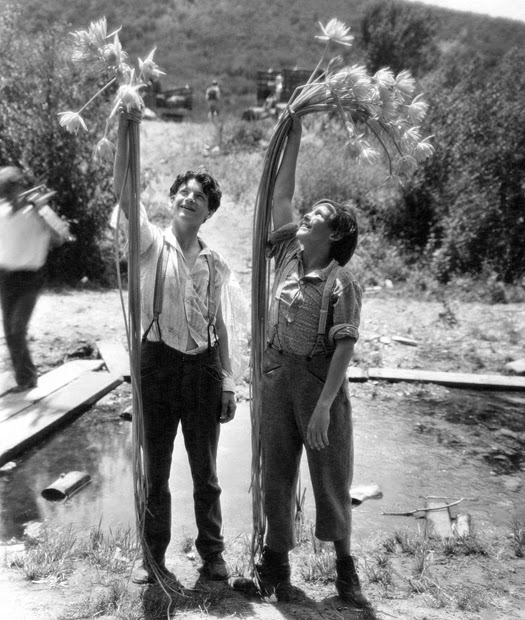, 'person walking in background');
113,110,247,588
236,115,373,613
205,79,221,121
0,166,70,392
